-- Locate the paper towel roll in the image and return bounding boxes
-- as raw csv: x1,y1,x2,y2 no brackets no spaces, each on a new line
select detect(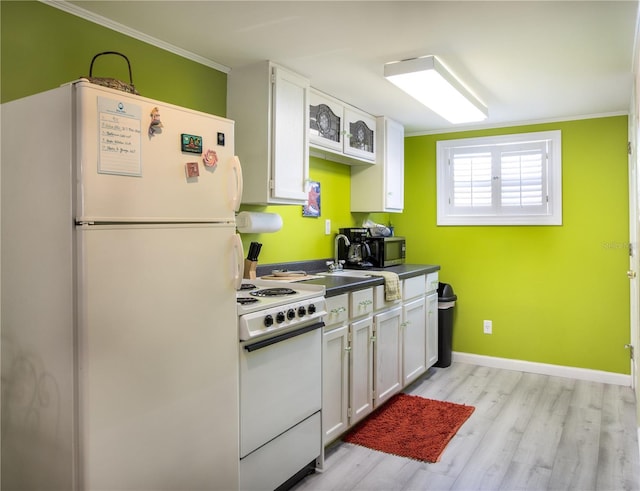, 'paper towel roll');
236,211,283,233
